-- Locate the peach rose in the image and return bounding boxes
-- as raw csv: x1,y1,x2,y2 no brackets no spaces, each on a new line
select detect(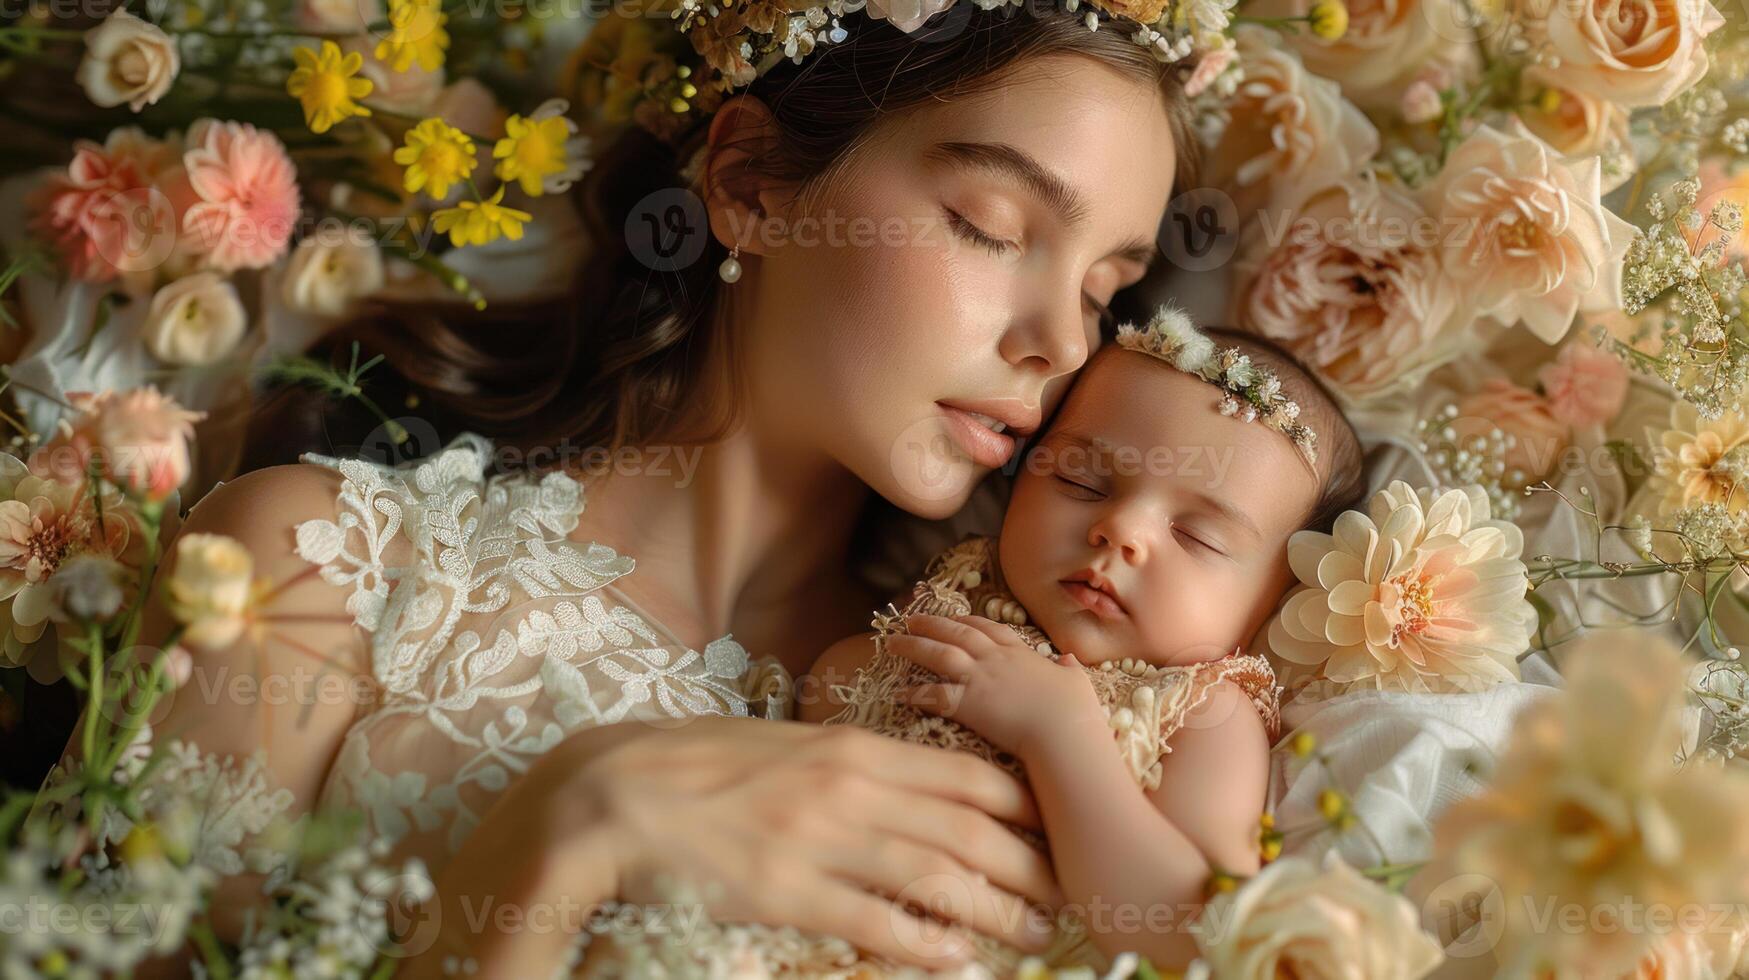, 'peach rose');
1538,341,1628,429
142,271,248,366
1242,0,1477,110
294,0,382,32
1196,852,1444,979
1452,379,1569,482
76,11,180,112
1517,66,1631,162
1231,172,1464,402
863,0,955,31
1420,122,1637,344
1205,27,1379,213
1524,0,1724,108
